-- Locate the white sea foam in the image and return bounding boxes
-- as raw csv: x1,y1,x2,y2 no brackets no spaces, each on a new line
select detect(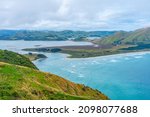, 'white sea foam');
83,62,88,65
63,69,76,74
110,59,118,63
125,57,130,60
69,70,76,73
78,74,84,78
134,56,143,59
68,51,150,62
72,65,76,68
92,61,99,64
